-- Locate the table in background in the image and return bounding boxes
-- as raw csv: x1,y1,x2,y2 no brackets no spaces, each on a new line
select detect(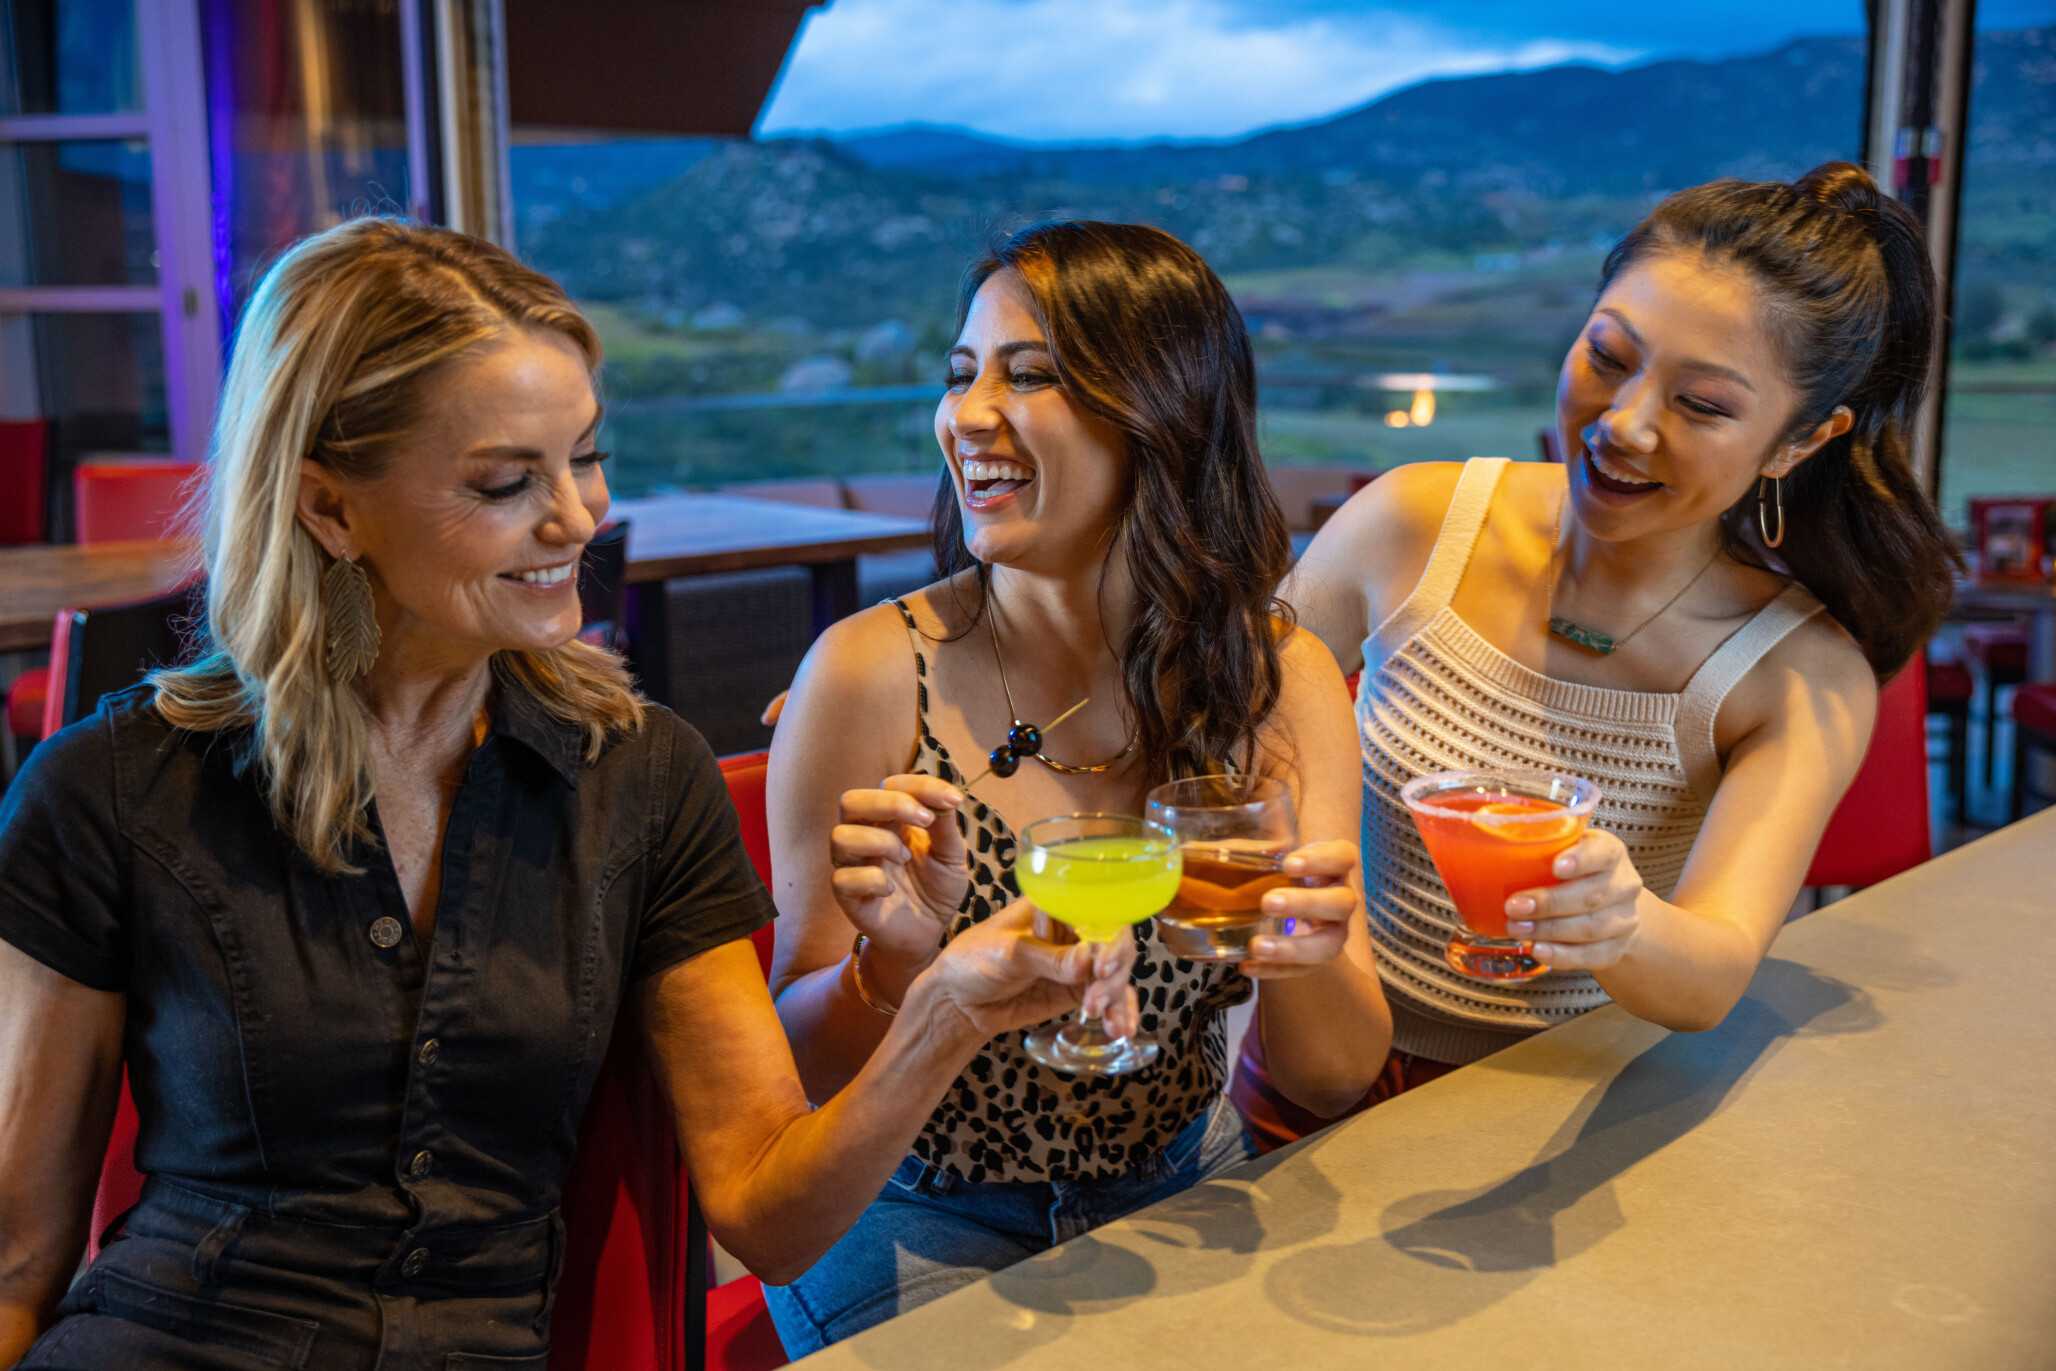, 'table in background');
0,538,196,653
810,810,2056,1370
1951,577,2056,680
609,493,928,707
